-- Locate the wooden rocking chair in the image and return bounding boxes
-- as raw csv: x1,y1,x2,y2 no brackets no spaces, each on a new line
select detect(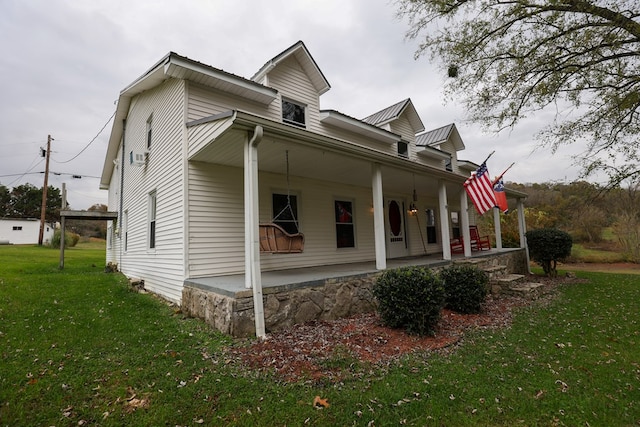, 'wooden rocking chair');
469,225,491,251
